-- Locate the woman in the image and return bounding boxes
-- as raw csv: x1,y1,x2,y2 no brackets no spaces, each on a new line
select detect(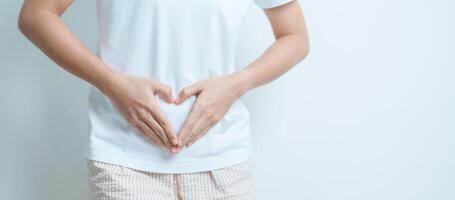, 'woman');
18,0,309,199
